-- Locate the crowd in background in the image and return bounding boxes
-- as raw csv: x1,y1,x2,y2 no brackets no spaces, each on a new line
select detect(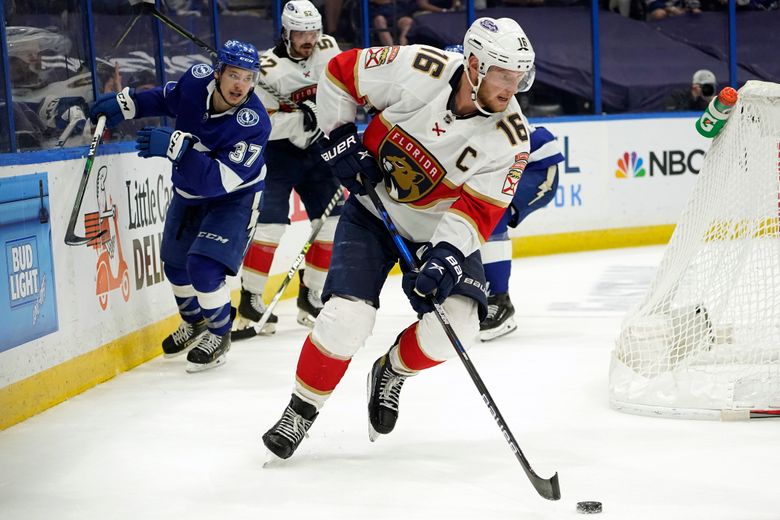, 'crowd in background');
0,0,777,152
